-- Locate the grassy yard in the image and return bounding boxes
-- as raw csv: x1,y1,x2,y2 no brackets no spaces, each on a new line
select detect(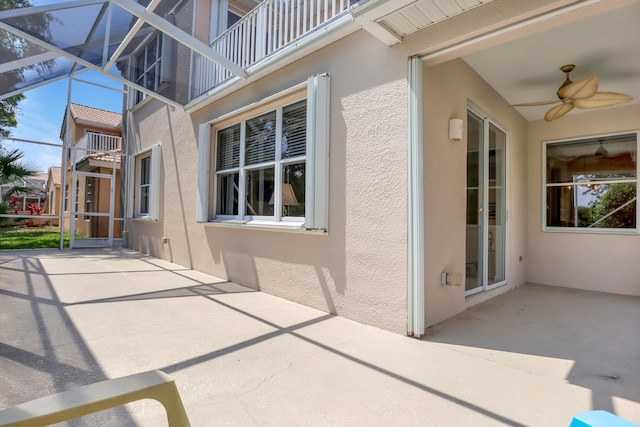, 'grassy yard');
0,226,70,249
